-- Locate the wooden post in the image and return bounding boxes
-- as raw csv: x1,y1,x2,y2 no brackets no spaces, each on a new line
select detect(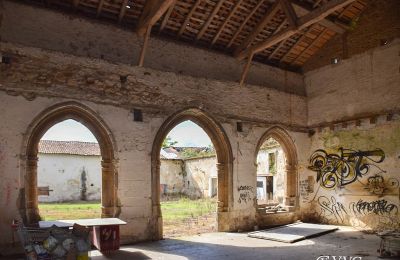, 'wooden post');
138,26,151,67
239,53,254,86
